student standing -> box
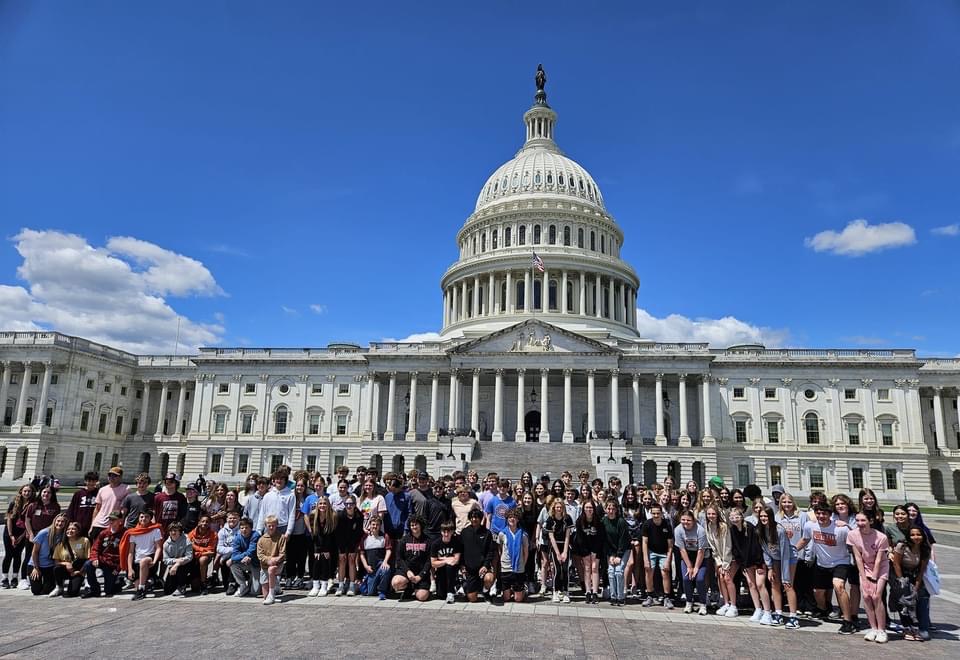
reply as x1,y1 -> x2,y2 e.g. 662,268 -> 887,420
3,484 -> 33,589
603,499 -> 630,607
65,472 -> 99,537
308,497 -> 338,597
640,503 -> 674,608
497,508 -> 529,603
334,496 -> 363,596
801,504 -> 854,634
544,498 -> 573,603
728,507 -> 768,623
576,499 -> 603,603
89,467 -> 128,540
120,473 -> 155,531
847,511 -> 890,642
756,506 -> 797,628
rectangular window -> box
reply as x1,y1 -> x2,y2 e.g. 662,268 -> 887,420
30,373 -> 39,385
86,378 -> 94,390
120,386 -> 127,396
877,388 -> 890,401
333,454 -> 345,470
737,464 -> 750,487
245,383 -> 256,394
809,466 -> 825,489
185,391 -> 190,400
851,467 -> 864,490
733,387 -> 745,399
167,390 -> 172,400
311,383 -> 322,395
98,413 -> 107,433
50,374 -> 59,385
885,468 -> 898,491
767,420 -> 779,443
336,413 -> 348,435
44,407 -> 53,427
162,419 -> 169,435
844,388 -> 856,400
337,383 -> 350,395
136,389 -> 142,399
210,453 -> 222,473
880,423 -> 893,446
214,412 -> 226,434
306,455 -> 318,473
80,410 -> 90,431
3,406 -> 11,426
237,453 -> 249,474
74,451 -> 84,471
735,420 -> 747,443
131,417 -> 139,435
241,412 -> 253,434
764,387 -> 776,400
104,383 -> 111,393
218,383 -> 229,394
270,454 -> 283,473
308,414 -> 321,435
115,416 -> 124,434
93,452 -> 102,472
769,465 -> 782,487
24,407 -> 33,426
9,373 -> 18,385
847,422 -> 860,445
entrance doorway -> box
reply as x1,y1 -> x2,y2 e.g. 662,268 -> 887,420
524,410 -> 541,443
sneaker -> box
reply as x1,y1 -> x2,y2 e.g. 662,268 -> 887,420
17,580 -> 30,591
378,592 -> 387,600
664,597 -> 674,610
771,613 -> 783,626
1,578 -> 9,589
864,629 -> 877,642
698,604 -> 708,616
785,617 -> 800,630
308,581 -> 321,597
131,589 -> 145,601
335,582 -> 346,597
446,592 -> 455,604
11,578 -> 19,589
717,604 -> 730,616
225,583 -> 237,596
683,603 -> 693,614
200,587 -> 209,596
874,630 -> 888,644
562,593 -> 571,604
318,582 -> 329,597
725,606 -> 738,618
552,592 -> 561,603
537,583 -> 547,597
838,621 -> 855,635
263,593 -> 275,605
760,612 -> 773,626
347,582 -> 356,597
918,630 -> 930,641
750,609 -> 764,623
642,596 -> 654,607
49,585 -> 62,598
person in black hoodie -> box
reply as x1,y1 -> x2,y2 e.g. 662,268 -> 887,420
391,516 -> 431,601
460,508 -> 495,602
728,506 -> 769,621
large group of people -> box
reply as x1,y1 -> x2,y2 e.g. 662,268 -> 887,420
1,464 -> 942,643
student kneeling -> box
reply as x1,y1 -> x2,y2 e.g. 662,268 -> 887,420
161,523 -> 193,596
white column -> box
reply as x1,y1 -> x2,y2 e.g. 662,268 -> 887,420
524,270 -> 531,312
384,372 -> 397,441
561,271 -> 568,314
447,370 -> 457,429
579,272 -> 586,316
428,372 -> 439,439
452,285 -> 460,323
608,278 -> 615,320
406,372 -> 418,441
631,373 -> 641,440
492,369 -> 504,441
156,380 -> 169,435
701,375 -> 714,443
539,368 -> 550,442
139,380 -> 151,436
0,361 -> 10,428
487,273 -> 494,316
654,373 -> 665,444
515,369 -> 526,442
472,276 -> 480,318
174,380 -> 187,437
678,373 -> 690,446
506,271 -> 513,313
364,373 -> 376,436
461,280 -> 468,320
610,369 -> 620,437
14,363 -> 32,426
587,369 -> 596,439
595,274 -> 602,318
37,362 -> 52,429
542,266 -> 549,311
470,369 -> 480,436
562,369 -> 573,443
933,387 -> 946,449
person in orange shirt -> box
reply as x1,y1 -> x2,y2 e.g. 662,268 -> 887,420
187,514 -> 217,595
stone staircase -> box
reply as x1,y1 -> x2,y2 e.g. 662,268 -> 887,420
467,441 -> 593,482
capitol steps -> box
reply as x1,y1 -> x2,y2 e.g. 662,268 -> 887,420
467,441 -> 592,482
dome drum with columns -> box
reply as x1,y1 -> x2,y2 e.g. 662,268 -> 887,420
0,68 -> 958,506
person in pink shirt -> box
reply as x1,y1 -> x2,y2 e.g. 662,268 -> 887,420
846,511 -> 890,643
89,467 -> 130,541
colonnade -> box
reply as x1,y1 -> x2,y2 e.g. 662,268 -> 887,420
0,360 -> 53,429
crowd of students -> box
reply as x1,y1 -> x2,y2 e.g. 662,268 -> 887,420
1,464 -> 941,643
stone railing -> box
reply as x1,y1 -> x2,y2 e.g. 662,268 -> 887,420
0,331 -> 139,364
438,428 -> 476,438
718,348 -> 916,361
198,346 -> 369,359
137,356 -> 196,367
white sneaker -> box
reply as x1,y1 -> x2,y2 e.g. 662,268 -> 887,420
716,604 -> 729,616
335,582 -> 345,597
874,630 -> 888,644
308,581 -> 321,597
537,584 -> 547,597
318,581 -> 329,597
235,585 -> 249,598
446,592 -> 455,604
698,604 -> 708,616
552,592 -> 561,603
750,609 -> 764,622
725,606 -> 738,618
263,592 -> 275,605
17,580 -> 30,591
864,629 -> 877,642
562,593 -> 571,604
346,582 -> 356,597
760,612 -> 773,626
48,586 -> 62,598
489,584 -> 497,597
683,603 -> 693,614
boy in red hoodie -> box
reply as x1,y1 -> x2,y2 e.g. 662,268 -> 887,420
83,511 -> 123,597
120,510 -> 163,601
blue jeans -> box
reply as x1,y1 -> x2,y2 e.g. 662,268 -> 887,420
83,560 -> 119,596
682,565 -> 708,604
363,566 -> 392,596
607,549 -> 631,600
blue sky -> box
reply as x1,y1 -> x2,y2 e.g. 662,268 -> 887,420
1,1 -> 958,355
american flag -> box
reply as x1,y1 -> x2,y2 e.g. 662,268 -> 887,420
532,251 -> 545,272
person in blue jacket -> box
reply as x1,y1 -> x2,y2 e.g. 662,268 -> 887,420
229,517 -> 261,597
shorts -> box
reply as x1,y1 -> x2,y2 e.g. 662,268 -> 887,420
498,571 -> 526,593
845,562 -> 860,586
260,561 -> 285,584
648,552 -> 669,570
813,564 -> 849,590
463,568 -> 486,594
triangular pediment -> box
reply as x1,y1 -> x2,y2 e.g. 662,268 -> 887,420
450,320 -> 620,355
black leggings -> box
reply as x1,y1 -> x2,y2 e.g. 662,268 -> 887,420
286,533 -> 310,580
20,541 -> 34,580
310,549 -> 339,581
550,548 -> 569,593
2,528 -> 26,576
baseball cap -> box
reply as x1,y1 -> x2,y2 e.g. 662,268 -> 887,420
107,511 -> 122,520
185,482 -> 199,491
163,472 -> 180,482
707,476 -> 725,489
417,470 -> 430,480
771,484 -> 786,495
108,466 -> 123,477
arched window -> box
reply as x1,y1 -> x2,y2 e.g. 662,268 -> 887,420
548,280 -> 557,311
546,171 -> 553,186
566,281 -> 574,312
563,226 -> 570,246
369,454 -> 383,473
590,231 -> 596,251
480,233 -> 486,252
518,226 -> 526,245
160,453 -> 170,477
139,452 -> 151,473
176,454 -> 186,476
392,455 -> 405,474
533,224 -> 541,244
492,229 -> 498,249
558,173 -> 565,187
471,237 -> 476,255
414,455 -> 427,472
601,235 -> 606,254
275,406 -> 289,434
548,225 -> 556,245
505,226 -> 512,247
577,228 -> 584,248
534,171 -> 541,185
500,282 -> 507,312
533,280 -> 542,311
515,281 -> 525,310
643,460 -> 657,487
804,413 -> 820,444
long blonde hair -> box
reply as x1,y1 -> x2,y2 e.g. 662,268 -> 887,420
310,496 -> 337,535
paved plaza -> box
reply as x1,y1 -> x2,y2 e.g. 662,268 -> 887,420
1,546 -> 958,659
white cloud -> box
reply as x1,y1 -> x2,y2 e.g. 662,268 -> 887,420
804,218 -> 916,256
932,223 -> 959,237
635,308 -> 788,348
383,331 -> 443,343
280,305 -> 299,316
309,304 -> 327,315
0,229 -> 224,354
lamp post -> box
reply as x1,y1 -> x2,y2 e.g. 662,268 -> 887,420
607,439 -> 616,463
448,435 -> 455,459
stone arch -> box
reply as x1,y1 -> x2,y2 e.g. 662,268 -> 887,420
369,454 -> 383,473
643,459 -> 657,487
692,461 -> 705,488
176,453 -> 186,476
391,455 -> 405,475
139,452 -> 151,473
667,460 -> 681,484
160,453 -> 170,477
930,469 -> 945,503
14,447 -> 28,480
41,447 -> 54,473
0,445 -> 6,475
414,455 -> 427,473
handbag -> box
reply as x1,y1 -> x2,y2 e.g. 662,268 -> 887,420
923,558 -> 941,595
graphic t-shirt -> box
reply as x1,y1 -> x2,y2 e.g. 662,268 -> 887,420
430,536 -> 463,563
153,491 -> 187,531
802,521 -> 850,568
641,517 -> 674,554
543,514 -> 574,549
484,494 -> 516,535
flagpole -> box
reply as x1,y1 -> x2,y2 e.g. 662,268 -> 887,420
173,316 -> 181,357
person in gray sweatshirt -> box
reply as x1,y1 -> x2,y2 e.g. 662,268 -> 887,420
162,522 -> 194,597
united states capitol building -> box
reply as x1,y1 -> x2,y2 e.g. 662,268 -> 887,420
1,71 -> 958,505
